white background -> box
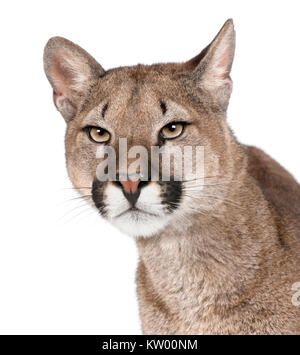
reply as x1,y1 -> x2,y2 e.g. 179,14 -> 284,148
0,0 -> 299,334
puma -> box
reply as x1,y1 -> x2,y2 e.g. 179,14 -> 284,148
44,19 -> 300,334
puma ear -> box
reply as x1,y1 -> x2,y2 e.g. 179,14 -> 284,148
185,19 -> 235,109
43,37 -> 105,121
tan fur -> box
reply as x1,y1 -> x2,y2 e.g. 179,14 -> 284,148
44,19 -> 300,334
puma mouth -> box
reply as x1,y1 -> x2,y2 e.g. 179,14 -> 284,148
114,207 -> 159,219
91,179 -> 175,237
112,206 -> 171,238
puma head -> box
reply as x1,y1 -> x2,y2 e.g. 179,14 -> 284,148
44,19 -> 239,238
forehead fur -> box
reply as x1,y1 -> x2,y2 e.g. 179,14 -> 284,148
76,63 -> 210,119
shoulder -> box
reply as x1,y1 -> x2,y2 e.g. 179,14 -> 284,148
245,145 -> 300,241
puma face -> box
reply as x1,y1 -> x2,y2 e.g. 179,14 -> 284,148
44,19 -> 237,237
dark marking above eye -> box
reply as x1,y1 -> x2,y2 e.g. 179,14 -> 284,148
160,101 -> 167,115
101,103 -> 109,118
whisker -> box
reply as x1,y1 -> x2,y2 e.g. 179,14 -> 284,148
183,185 -> 230,192
183,181 -> 231,188
57,195 -> 93,207
61,205 -> 96,225
181,175 -> 225,183
183,193 -> 244,209
58,201 -> 92,222
67,194 -> 93,202
60,187 -> 92,190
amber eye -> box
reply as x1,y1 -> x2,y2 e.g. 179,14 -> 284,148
160,122 -> 185,140
86,126 -> 110,143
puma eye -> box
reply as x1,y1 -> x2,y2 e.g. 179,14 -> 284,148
160,122 -> 185,140
86,126 -> 111,143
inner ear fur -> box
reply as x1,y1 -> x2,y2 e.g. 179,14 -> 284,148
181,19 -> 235,109
43,37 -> 105,121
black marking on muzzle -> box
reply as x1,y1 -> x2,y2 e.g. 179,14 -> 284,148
159,180 -> 182,212
92,179 -> 107,216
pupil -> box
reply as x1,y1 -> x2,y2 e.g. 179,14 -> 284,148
169,124 -> 176,132
97,129 -> 103,135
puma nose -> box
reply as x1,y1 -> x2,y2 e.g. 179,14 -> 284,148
117,178 -> 141,206
120,179 -> 140,194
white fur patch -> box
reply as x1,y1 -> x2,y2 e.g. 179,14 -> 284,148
63,55 -> 91,91
104,183 -> 171,238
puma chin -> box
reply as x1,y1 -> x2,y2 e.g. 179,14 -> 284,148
91,179 -> 181,237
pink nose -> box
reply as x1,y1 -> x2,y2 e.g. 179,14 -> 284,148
119,179 -> 140,194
